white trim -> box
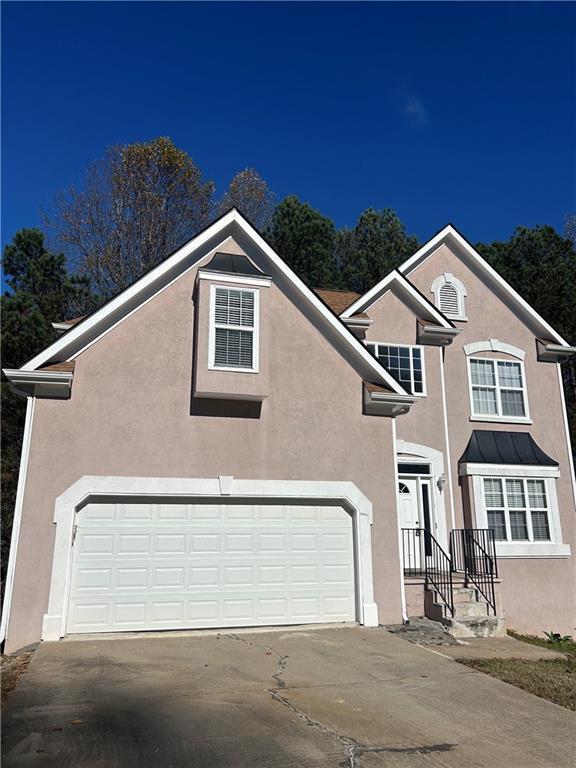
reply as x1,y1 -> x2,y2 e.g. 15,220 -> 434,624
397,225 -> 569,346
460,463 -> 560,478
466,356 -> 531,422
207,284 -> 260,373
20,210 -> 407,396
431,273 -> 467,321
396,440 -> 449,550
463,339 -> 525,361
0,397 -> 35,644
471,474 -> 568,558
392,421 -> 408,623
366,342 -> 427,397
438,347 -> 456,530
197,270 -> 271,288
341,270 -> 453,328
558,363 -> 576,511
41,476 -> 379,641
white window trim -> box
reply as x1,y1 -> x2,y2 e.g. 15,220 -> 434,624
208,284 -> 260,374
366,342 -> 427,397
431,273 -> 467,321
467,356 -> 531,424
464,339 -> 525,360
470,473 -> 570,558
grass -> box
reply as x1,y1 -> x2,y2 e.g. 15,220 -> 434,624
458,630 -> 576,711
1,651 -> 33,702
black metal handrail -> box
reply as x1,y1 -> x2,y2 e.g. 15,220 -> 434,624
401,528 -> 454,617
450,528 -> 497,615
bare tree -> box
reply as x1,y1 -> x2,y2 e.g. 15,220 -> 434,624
46,137 -> 215,298
218,168 -> 275,231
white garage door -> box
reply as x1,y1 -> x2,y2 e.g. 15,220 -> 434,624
66,499 -> 356,634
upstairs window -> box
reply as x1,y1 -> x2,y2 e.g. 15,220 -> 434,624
431,274 -> 467,320
210,286 -> 258,371
468,357 -> 528,420
367,343 -> 426,396
483,477 -> 551,542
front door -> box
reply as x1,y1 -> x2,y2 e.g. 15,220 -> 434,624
398,476 -> 434,571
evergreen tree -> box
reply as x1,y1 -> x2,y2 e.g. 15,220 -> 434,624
266,196 -> 338,288
338,208 -> 419,293
1,229 -> 97,595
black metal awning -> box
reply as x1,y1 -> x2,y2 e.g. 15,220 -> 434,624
459,430 -> 558,466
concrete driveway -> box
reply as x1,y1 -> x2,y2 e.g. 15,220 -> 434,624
2,626 -> 574,767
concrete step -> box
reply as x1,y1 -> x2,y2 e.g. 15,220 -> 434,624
453,601 -> 488,618
441,615 -> 507,639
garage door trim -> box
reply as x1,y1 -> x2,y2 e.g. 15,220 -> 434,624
42,476 -> 378,640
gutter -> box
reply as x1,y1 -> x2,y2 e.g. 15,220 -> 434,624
3,368 -> 73,399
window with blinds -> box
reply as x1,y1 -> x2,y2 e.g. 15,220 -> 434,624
482,477 -> 551,542
469,358 -> 527,419
211,287 -> 257,370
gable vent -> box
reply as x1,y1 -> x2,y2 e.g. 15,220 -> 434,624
438,283 -> 460,316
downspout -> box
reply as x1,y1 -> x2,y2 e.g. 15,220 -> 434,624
439,347 -> 456,530
392,418 -> 409,624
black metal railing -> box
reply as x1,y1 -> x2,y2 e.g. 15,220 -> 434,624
401,528 -> 454,617
450,528 -> 497,615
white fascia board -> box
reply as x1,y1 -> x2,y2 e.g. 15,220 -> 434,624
342,271 -> 453,329
22,210 -> 241,371
19,209 -> 407,395
229,216 -> 408,394
398,225 -> 570,347
459,463 -> 560,478
197,270 -> 271,287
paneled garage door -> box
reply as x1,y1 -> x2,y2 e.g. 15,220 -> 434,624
66,499 -> 356,634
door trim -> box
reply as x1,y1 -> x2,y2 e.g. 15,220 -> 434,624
42,476 -> 378,640
396,440 -> 449,550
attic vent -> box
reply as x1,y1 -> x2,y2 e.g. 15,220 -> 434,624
431,273 -> 467,320
439,283 -> 460,316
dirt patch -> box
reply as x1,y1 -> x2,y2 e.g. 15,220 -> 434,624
1,650 -> 34,702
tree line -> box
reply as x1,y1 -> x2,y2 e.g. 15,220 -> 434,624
2,136 -> 575,593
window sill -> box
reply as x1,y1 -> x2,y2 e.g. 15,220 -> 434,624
208,365 -> 259,374
469,416 -> 533,425
495,542 -> 571,559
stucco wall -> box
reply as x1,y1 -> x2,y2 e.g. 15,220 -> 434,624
407,243 -> 576,636
5,243 -> 403,652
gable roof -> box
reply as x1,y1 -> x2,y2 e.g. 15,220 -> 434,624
397,224 -> 570,346
18,208 -> 410,397
341,269 -> 455,329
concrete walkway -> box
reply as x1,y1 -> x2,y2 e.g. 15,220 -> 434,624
436,634 -> 568,661
2,626 -> 574,767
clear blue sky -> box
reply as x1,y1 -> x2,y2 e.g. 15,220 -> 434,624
2,1 -> 575,251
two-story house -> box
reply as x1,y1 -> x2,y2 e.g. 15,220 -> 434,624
2,209 -> 574,652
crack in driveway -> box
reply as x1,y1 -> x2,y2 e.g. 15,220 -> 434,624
267,650 -> 456,767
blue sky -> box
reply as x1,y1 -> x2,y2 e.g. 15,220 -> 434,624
2,1 -> 575,252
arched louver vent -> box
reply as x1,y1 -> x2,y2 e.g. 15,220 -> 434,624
438,282 -> 460,316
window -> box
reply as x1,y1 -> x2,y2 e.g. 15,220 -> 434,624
469,358 -> 528,420
431,274 -> 467,320
210,286 -> 258,370
483,477 -> 551,542
367,343 -> 426,395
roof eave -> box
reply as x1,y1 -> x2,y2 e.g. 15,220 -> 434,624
363,387 -> 417,418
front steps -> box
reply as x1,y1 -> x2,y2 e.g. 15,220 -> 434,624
424,584 -> 506,638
